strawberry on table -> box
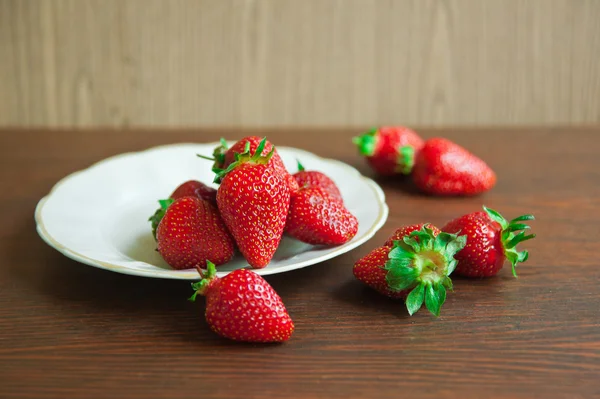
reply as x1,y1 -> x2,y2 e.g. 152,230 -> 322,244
215,138 -> 291,269
293,160 -> 343,202
412,137 -> 496,196
156,197 -> 235,270
353,126 -> 424,176
442,206 -> 536,278
353,224 -> 466,316
285,187 -> 358,246
189,262 -> 294,343
148,180 -> 218,239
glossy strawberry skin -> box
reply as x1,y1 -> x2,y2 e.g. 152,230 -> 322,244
358,127 -> 424,176
442,211 -> 504,277
217,163 -> 291,269
170,180 -> 217,205
412,137 -> 496,196
293,170 -> 343,202
285,187 -> 358,246
353,246 -> 407,299
203,269 -> 294,343
384,223 -> 441,248
156,197 -> 235,270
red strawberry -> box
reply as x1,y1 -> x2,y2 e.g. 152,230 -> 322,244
189,262 -> 294,343
201,136 -> 290,183
156,197 -> 235,270
353,224 -> 466,316
384,223 -> 441,248
216,138 -> 291,268
285,187 -> 358,245
170,180 -> 217,204
353,126 -> 424,176
441,206 -> 535,277
293,161 -> 343,202
148,180 -> 218,239
412,137 -> 496,196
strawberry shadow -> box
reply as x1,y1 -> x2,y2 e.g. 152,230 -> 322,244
331,279 -> 411,319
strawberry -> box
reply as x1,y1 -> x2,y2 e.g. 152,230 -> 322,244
353,224 -> 466,316
384,223 -> 441,248
189,262 -> 294,343
353,126 -> 424,176
293,161 -> 343,202
148,180 -> 218,239
285,187 -> 358,245
216,138 -> 291,268
155,197 -> 235,270
170,180 -> 217,205
441,206 -> 535,278
412,137 -> 496,196
200,136 -> 290,184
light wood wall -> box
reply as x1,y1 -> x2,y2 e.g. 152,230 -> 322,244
1,0 -> 599,128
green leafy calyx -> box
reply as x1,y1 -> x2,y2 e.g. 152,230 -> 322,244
483,206 -> 536,278
296,159 -> 305,172
212,137 -> 274,183
188,261 -> 218,302
396,145 -> 416,175
148,198 -> 175,239
384,225 -> 466,317
352,128 -> 378,156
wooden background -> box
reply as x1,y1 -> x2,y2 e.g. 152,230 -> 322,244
1,0 -> 600,128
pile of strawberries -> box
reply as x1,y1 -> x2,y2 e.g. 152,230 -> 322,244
353,126 -> 496,195
352,126 -> 535,316
148,136 -> 358,343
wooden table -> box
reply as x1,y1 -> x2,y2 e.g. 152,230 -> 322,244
1,128 -> 599,399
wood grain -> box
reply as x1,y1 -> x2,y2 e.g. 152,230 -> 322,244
0,127 -> 599,399
1,1 -> 600,127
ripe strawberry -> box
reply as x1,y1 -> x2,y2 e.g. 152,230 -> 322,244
353,224 -> 466,316
200,136 -> 290,184
384,223 -> 441,248
412,137 -> 496,196
353,126 -> 424,176
148,180 -> 218,239
170,180 -> 217,205
189,262 -> 294,343
156,197 -> 235,270
293,161 -> 343,202
441,206 -> 535,278
216,138 -> 291,268
285,187 -> 358,245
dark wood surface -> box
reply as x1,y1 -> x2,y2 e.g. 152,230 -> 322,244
1,127 -> 599,399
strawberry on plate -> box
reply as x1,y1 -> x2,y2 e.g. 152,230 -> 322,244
442,206 -> 536,278
412,137 -> 496,196
199,136 -> 293,188
353,224 -> 466,316
285,187 -> 358,246
353,126 -> 424,176
148,180 -> 218,239
293,161 -> 343,202
156,197 -> 235,270
215,138 -> 291,269
189,262 -> 294,343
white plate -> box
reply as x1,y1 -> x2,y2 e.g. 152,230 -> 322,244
35,142 -> 389,280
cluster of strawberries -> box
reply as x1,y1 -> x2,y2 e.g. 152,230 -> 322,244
353,206 -> 535,316
353,126 -> 496,195
352,126 -> 535,316
149,136 -> 357,343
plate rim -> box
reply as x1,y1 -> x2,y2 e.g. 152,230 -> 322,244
34,142 -> 389,280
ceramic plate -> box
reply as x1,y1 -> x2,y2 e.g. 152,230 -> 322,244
35,142 -> 388,280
